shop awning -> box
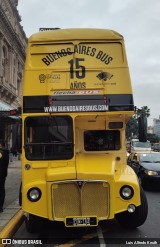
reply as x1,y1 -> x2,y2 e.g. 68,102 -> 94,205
0,100 -> 14,111
0,100 -> 20,122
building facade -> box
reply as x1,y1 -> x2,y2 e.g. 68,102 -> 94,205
153,117 -> 160,137
0,0 -> 27,149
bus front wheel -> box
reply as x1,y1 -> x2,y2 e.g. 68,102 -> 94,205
25,213 -> 43,233
115,186 -> 148,228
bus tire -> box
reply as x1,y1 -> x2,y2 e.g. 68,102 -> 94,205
115,186 -> 148,228
25,214 -> 43,233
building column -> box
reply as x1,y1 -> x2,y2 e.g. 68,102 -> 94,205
14,54 -> 18,89
0,33 -> 4,77
8,47 -> 14,85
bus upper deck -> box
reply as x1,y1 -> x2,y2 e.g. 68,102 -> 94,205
23,28 -> 134,117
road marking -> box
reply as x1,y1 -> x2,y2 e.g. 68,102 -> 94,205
54,225 -> 108,246
56,231 -> 99,246
97,226 -> 106,246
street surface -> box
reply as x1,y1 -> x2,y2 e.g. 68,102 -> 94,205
10,187 -> 160,247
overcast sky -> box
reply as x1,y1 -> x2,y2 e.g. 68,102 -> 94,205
17,0 -> 160,126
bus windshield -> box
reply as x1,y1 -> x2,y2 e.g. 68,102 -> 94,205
24,116 -> 73,160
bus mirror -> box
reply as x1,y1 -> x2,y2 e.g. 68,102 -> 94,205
138,115 -> 147,142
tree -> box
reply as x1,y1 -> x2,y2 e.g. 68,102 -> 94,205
147,133 -> 160,144
135,106 -> 150,118
126,106 -> 150,140
126,117 -> 138,140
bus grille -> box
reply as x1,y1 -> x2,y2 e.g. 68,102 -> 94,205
52,181 -> 109,219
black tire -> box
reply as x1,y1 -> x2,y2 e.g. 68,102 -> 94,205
25,213 -> 44,233
115,186 -> 148,228
138,175 -> 148,190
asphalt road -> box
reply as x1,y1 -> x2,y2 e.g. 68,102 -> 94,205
11,186 -> 160,247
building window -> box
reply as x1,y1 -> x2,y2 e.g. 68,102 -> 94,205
2,46 -> 8,81
17,79 -> 21,96
13,58 -> 16,85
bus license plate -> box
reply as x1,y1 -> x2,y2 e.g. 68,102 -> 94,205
66,217 -> 97,227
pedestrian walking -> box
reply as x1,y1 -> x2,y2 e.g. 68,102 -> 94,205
0,140 -> 9,212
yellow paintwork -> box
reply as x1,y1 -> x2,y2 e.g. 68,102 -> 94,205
28,28 -> 123,42
21,28 -> 140,225
76,153 -> 116,180
23,28 -> 131,98
23,68 -> 132,96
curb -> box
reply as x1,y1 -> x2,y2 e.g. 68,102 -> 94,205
0,209 -> 25,247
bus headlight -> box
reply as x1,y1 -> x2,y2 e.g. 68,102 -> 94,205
128,204 -> 136,213
27,187 -> 41,202
120,185 -> 134,200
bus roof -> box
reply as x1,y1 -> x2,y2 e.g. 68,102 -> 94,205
29,28 -> 123,43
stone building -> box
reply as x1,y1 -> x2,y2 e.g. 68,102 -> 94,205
0,0 -> 27,149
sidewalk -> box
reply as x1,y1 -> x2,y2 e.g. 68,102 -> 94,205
0,158 -> 23,234
0,199 -> 22,231
4,157 -> 21,209
8,156 -> 22,168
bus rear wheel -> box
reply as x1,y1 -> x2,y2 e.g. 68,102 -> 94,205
25,213 -> 43,233
115,187 -> 148,228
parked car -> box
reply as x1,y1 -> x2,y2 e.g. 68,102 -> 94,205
127,152 -> 160,188
152,143 -> 160,152
130,139 -> 151,153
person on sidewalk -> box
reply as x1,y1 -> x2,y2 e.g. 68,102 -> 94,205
0,140 -> 9,213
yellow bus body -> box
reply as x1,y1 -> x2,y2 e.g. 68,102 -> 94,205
22,28 -> 142,228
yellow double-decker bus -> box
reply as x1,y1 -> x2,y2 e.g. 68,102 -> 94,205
21,28 -> 148,232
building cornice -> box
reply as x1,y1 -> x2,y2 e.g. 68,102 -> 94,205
0,9 -> 27,59
9,0 -> 21,22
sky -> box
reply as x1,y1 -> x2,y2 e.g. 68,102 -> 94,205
17,0 -> 160,126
